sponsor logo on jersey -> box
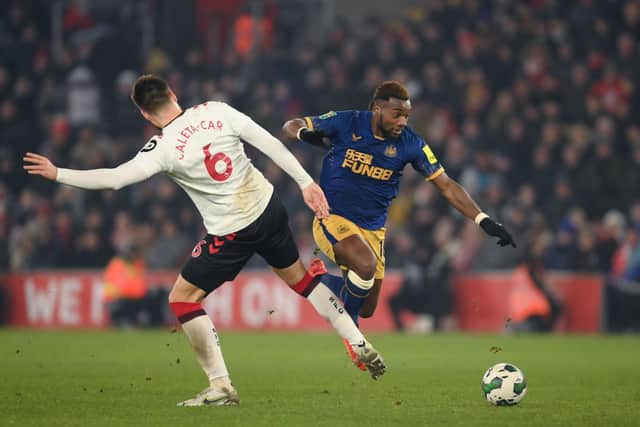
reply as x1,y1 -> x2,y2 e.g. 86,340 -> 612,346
341,149 -> 393,181
140,139 -> 157,152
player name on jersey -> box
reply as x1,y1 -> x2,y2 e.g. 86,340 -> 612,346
341,148 -> 393,181
175,120 -> 224,160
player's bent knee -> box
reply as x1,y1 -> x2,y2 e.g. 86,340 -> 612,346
168,275 -> 206,303
352,259 -> 377,281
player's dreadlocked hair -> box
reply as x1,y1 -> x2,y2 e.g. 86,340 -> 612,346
369,81 -> 410,109
131,75 -> 171,113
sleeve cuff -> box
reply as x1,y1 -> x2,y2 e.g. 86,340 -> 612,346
474,212 -> 489,225
298,175 -> 315,189
296,127 -> 308,141
425,167 -> 445,181
55,168 -> 69,184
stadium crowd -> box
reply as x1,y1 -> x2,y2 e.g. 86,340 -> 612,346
2,0 -> 640,306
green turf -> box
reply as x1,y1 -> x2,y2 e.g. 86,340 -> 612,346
1,330 -> 639,426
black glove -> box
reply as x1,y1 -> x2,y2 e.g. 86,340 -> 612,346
298,128 -> 329,149
479,217 -> 517,248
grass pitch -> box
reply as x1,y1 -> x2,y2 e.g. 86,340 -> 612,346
1,330 -> 639,426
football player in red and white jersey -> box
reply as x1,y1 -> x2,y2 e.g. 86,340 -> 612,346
24,75 -> 386,406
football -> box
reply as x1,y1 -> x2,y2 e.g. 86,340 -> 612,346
481,363 -> 527,406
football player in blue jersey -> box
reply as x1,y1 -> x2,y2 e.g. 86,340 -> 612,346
283,81 -> 515,369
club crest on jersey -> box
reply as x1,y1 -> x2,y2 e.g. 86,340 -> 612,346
384,145 -> 397,158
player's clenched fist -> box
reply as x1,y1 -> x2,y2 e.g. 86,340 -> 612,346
23,152 -> 58,181
301,182 -> 330,219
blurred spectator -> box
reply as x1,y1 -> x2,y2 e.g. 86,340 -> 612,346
232,6 -> 274,58
388,222 -> 454,333
607,227 -> 640,332
589,63 -> 632,116
39,116 -> 71,165
67,66 -> 100,127
0,182 -> 8,270
572,228 -> 601,271
544,175 -> 576,229
74,229 -> 113,268
103,229 -> 149,327
595,210 -> 626,272
545,208 -> 589,270
145,219 -> 189,270
112,70 -> 141,138
508,234 -> 562,333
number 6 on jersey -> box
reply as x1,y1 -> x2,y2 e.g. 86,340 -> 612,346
203,143 -> 232,181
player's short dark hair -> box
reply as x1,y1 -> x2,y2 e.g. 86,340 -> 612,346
369,81 -> 410,109
131,75 -> 171,113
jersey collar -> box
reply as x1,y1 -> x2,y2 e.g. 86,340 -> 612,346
162,110 -> 185,129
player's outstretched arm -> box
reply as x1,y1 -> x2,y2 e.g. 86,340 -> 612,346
282,118 -> 329,149
431,172 -> 516,248
23,152 -> 156,191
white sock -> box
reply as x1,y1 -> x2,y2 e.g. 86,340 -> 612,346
181,315 -> 230,386
307,283 -> 366,345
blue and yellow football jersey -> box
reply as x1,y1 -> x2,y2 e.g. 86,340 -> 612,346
304,110 -> 444,230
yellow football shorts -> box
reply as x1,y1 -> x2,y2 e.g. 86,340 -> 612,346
312,214 -> 386,279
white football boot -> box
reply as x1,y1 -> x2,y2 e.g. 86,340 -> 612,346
176,385 -> 239,407
352,340 -> 387,380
